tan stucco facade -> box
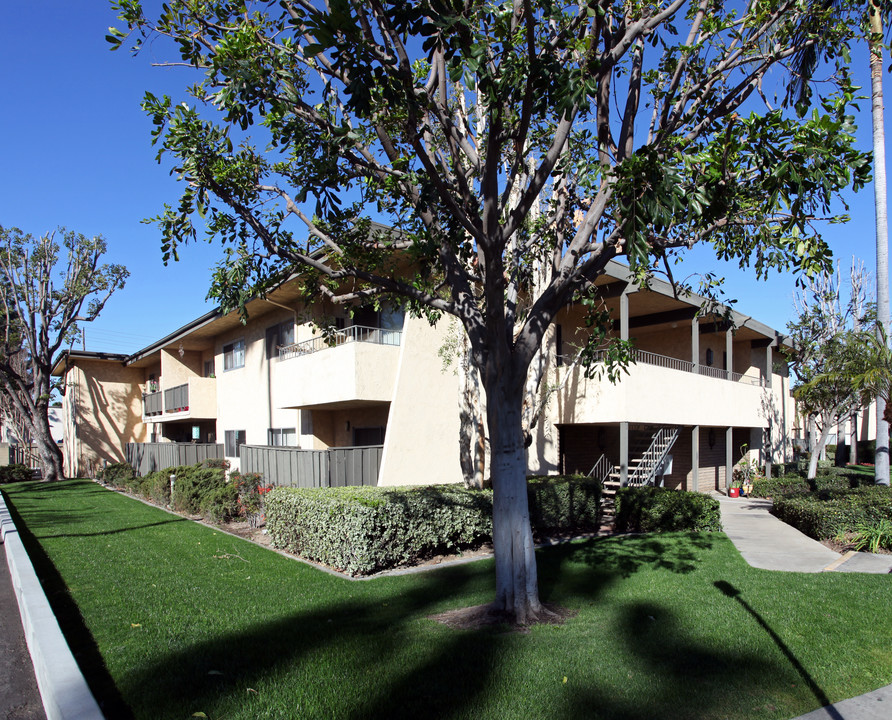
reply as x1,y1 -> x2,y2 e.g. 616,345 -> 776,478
55,260 -> 798,489
57,357 -> 148,478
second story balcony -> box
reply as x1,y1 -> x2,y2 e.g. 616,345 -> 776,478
142,376 -> 217,422
555,348 -> 771,428
274,325 -> 401,409
278,324 -> 402,360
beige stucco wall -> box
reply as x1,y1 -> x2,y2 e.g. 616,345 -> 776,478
215,309 -> 300,467
161,348 -> 203,386
62,359 -> 147,478
377,315 -> 462,486
274,341 -> 399,408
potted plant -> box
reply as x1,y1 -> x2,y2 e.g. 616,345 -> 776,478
729,478 -> 742,498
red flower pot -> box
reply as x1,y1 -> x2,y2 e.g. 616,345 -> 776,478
729,487 -> 740,498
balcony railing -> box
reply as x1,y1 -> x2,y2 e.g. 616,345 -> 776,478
164,383 -> 189,413
279,325 -> 402,360
143,390 -> 163,416
565,348 -> 766,387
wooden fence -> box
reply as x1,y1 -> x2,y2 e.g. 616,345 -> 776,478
240,444 -> 382,488
126,442 -> 225,476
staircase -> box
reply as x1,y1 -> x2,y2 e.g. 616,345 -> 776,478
591,426 -> 680,499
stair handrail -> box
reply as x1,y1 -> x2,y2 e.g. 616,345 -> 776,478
587,453 -> 613,486
626,427 -> 680,487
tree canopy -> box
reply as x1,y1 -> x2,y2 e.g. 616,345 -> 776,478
0,226 -> 128,481
113,0 -> 871,623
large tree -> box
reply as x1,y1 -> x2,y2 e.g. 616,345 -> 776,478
0,227 -> 128,482
785,261 -> 876,478
787,0 -> 891,484
112,0 -> 870,623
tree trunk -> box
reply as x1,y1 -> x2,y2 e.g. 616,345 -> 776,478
458,334 -> 486,488
869,2 -> 891,485
485,371 -> 543,625
808,423 -> 833,481
30,406 -> 63,481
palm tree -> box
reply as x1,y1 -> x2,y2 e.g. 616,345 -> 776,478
868,0 -> 890,485
788,1 -> 890,484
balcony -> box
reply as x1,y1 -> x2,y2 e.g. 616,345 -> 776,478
555,349 -> 770,427
275,326 -> 400,409
570,348 -> 765,387
141,377 -> 217,422
278,324 -> 402,360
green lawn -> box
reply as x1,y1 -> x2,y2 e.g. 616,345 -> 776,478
3,479 -> 891,720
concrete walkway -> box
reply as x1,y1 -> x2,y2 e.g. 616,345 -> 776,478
715,492 -> 892,720
713,493 -> 892,574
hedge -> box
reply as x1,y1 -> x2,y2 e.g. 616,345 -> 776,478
614,487 -> 722,533
526,475 -> 602,533
266,476 -> 604,576
0,464 -> 34,483
265,484 -> 493,575
771,486 -> 892,540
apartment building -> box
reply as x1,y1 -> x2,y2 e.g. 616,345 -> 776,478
52,259 -> 796,490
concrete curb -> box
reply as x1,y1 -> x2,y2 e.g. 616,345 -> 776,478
0,490 -> 104,720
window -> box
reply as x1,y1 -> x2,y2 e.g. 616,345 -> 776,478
353,426 -> 385,446
204,360 -> 215,377
267,427 -> 297,446
705,348 -> 714,367
555,324 -> 563,367
223,339 -> 245,370
224,429 -> 246,457
266,322 -> 295,359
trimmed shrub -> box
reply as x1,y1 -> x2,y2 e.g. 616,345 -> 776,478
614,487 -> 722,533
750,475 -> 809,498
266,484 -> 493,576
99,462 -> 135,487
170,465 -> 226,515
200,483 -> 240,523
527,475 -> 602,533
771,486 -> 892,540
0,464 -> 34,483
141,471 -> 173,505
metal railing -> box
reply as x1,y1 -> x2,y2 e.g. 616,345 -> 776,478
697,365 -> 727,380
164,383 -> 189,413
730,370 -> 766,387
143,391 -> 162,416
627,426 -> 680,487
278,325 -> 402,360
571,348 -> 766,387
588,453 -> 613,486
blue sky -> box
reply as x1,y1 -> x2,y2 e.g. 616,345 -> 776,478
0,2 -> 888,354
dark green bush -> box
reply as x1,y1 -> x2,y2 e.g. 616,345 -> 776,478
771,486 -> 892,540
527,475 -> 602,533
99,462 -> 135,487
170,466 -> 226,515
750,475 -> 809,498
0,464 -> 34,483
141,471 -> 173,505
203,457 -> 230,470
266,484 -> 494,575
614,487 -> 722,533
200,483 -> 240,523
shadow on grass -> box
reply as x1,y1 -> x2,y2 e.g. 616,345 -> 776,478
714,580 -> 842,720
4,481 -> 829,720
538,532 -> 718,600
117,566 -> 501,719
3,496 -> 134,719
